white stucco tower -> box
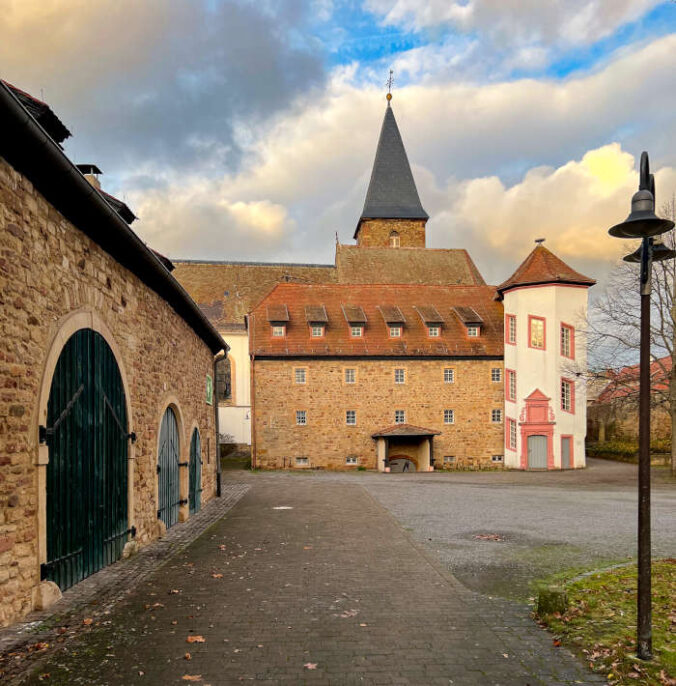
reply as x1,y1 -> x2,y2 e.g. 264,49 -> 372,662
497,244 -> 595,470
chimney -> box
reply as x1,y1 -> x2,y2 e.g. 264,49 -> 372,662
76,164 -> 102,190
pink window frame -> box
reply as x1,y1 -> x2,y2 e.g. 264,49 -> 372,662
505,314 -> 517,345
506,418 -> 517,451
528,315 -> 546,350
561,377 -> 575,414
505,369 -> 517,402
560,322 -> 575,359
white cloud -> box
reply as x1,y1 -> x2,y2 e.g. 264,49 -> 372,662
366,0 -> 661,46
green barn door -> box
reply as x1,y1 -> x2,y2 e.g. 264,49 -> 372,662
158,407 -> 180,528
44,329 -> 128,591
189,429 -> 202,515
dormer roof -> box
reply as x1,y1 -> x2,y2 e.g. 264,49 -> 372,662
496,245 -> 595,300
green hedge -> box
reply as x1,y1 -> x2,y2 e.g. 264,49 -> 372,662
587,438 -> 671,458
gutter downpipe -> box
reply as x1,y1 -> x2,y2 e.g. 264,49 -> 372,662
213,350 -> 226,497
248,314 -> 256,469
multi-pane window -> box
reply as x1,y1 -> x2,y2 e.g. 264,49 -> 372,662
294,368 -> 306,384
506,314 -> 516,344
443,455 -> 455,464
507,418 -> 517,450
346,410 -> 356,425
344,368 -> 356,384
350,325 -> 364,337
295,457 -> 309,466
395,410 -> 406,424
428,325 -> 440,337
492,455 -> 504,463
561,324 -> 574,358
444,368 -> 455,384
491,368 -> 502,382
444,409 -> 455,424
506,369 -> 516,401
296,410 -> 307,425
272,325 -> 285,337
394,368 -> 405,384
529,316 -> 545,349
491,409 -> 503,423
310,325 -> 324,337
561,379 -> 574,413
467,325 -> 480,337
346,456 -> 358,465
389,325 -> 402,337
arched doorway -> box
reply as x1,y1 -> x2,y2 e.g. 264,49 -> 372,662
189,428 -> 202,514
44,329 -> 128,590
158,407 -> 181,528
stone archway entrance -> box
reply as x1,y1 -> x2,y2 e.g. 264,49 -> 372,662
372,424 -> 441,473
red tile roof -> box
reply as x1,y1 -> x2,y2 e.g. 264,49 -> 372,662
595,355 -> 671,403
250,283 -> 504,357
496,245 -> 595,300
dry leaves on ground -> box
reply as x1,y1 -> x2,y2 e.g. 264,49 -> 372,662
304,663 -> 317,670
186,636 -> 206,644
182,676 -> 202,682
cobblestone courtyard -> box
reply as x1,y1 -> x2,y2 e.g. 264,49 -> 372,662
4,460 -> 675,685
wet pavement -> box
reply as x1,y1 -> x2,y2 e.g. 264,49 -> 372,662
14,473 -> 607,685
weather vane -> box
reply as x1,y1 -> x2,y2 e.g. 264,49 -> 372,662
386,69 -> 394,102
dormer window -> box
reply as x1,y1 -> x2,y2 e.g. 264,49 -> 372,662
453,306 -> 483,338
416,305 -> 444,338
389,325 -> 402,338
342,304 -> 367,338
266,304 -> 289,339
428,326 -> 440,337
467,325 -> 480,337
389,231 -> 400,248
350,325 -> 364,338
310,325 -> 324,337
305,305 -> 328,339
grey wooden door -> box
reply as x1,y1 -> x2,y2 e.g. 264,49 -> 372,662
527,435 -> 548,469
561,437 -> 572,469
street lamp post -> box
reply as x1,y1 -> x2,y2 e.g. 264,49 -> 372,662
608,151 -> 675,660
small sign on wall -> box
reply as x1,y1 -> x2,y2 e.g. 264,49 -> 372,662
206,374 -> 213,405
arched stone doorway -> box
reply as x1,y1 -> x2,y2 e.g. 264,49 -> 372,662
43,328 -> 129,590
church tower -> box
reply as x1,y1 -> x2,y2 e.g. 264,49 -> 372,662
354,97 -> 428,248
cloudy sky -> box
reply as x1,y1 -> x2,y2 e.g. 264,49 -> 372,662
2,0 -> 675,286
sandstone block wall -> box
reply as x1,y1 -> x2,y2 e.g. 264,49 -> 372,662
0,157 -> 219,627
355,219 -> 426,248
253,358 -> 505,470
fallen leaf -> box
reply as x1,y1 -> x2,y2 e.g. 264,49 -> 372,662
184,653 -> 192,660
211,574 -> 223,579
83,618 -> 93,626
304,663 -> 317,670
182,676 -> 202,682
303,546 -> 313,550
169,589 -> 181,595
553,640 -> 561,647
359,623 -> 367,627
187,636 -> 206,644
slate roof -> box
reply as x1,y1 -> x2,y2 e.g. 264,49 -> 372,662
496,245 -> 595,300
250,283 -> 504,357
2,81 -> 71,145
372,423 -> 441,438
356,104 -> 428,237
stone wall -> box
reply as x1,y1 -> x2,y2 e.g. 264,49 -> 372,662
0,157 -> 219,627
252,358 -> 505,470
355,219 -> 427,248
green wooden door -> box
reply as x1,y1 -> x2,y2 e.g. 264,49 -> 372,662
189,429 -> 202,515
44,329 -> 128,590
158,407 -> 180,528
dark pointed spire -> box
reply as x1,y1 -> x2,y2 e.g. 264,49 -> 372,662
355,102 -> 428,237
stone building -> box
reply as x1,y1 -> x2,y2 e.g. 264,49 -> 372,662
0,82 -> 227,626
175,96 -> 595,472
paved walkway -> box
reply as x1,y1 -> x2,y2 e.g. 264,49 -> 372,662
15,476 -> 600,685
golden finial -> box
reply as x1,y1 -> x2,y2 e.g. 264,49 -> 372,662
386,69 -> 394,103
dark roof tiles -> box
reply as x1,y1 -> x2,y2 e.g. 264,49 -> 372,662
305,305 -> 328,323
342,304 -> 367,323
266,304 -> 289,322
453,306 -> 483,324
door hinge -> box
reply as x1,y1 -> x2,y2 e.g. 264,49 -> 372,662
179,498 -> 188,505
178,461 -> 189,467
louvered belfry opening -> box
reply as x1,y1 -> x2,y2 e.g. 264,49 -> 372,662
44,328 -> 129,591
